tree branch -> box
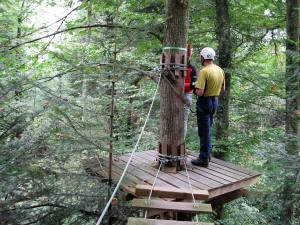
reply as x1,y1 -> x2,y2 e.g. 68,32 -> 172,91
3,24 -> 162,52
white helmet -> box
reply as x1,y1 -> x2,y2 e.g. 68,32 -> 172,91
200,47 -> 215,60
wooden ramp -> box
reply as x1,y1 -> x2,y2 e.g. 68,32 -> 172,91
84,149 -> 260,199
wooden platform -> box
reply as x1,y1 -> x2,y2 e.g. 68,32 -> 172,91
84,150 -> 260,199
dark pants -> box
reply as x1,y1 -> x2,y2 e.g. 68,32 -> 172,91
196,96 -> 218,160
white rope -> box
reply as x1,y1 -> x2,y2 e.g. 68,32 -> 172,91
95,74 -> 161,225
144,161 -> 163,218
183,159 -> 199,223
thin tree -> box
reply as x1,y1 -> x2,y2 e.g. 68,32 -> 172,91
282,0 -> 299,223
214,0 -> 232,159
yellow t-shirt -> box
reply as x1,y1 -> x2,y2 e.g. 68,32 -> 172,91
195,64 -> 224,96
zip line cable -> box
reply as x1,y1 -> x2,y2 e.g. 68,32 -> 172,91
95,74 -> 161,225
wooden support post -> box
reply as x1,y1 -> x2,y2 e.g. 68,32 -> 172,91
211,203 -> 224,220
208,188 -> 247,219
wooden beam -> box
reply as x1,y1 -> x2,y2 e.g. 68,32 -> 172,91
127,218 -> 214,225
208,189 -> 247,219
135,185 -> 209,201
208,176 -> 258,199
131,199 -> 212,213
209,188 -> 246,205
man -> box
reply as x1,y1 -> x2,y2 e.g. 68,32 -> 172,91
184,44 -> 197,139
191,47 -> 225,167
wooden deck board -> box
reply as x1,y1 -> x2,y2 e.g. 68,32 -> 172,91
84,149 -> 260,200
135,185 -> 209,200
119,155 -> 193,188
128,218 -> 214,225
111,157 -> 173,187
127,154 -> 214,189
131,199 -> 212,213
141,151 -> 236,186
142,150 -> 244,183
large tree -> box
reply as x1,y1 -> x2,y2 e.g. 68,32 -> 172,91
159,0 -> 189,169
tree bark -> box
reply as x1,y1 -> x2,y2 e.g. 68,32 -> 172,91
214,0 -> 232,159
285,0 -> 300,154
283,0 -> 299,223
160,0 -> 189,153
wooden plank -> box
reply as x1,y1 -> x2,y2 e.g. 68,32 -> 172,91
139,150 -> 257,184
84,158 -> 138,185
129,153 -> 212,189
135,185 -> 209,201
139,150 -> 227,188
187,155 -> 246,180
120,155 -> 193,189
112,156 -> 173,187
209,161 -> 250,178
211,157 -> 260,176
131,199 -> 212,214
83,158 -> 138,195
188,151 -> 259,176
209,189 -> 246,205
183,161 -> 236,184
127,218 -> 214,225
209,176 -> 258,199
128,153 -> 208,188
178,168 -> 230,186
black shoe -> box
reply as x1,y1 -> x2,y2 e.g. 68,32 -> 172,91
191,158 -> 209,167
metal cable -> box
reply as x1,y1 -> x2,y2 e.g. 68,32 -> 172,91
183,159 -> 199,223
95,74 -> 161,225
144,161 -> 163,219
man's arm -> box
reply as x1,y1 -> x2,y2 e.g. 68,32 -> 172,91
195,69 -> 206,96
222,79 -> 225,92
195,88 -> 204,96
221,72 -> 226,92
190,65 -> 198,90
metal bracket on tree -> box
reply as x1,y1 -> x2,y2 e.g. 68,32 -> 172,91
160,46 -> 188,79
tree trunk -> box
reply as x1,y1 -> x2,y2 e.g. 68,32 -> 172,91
283,0 -> 299,223
285,0 -> 300,154
214,0 -> 232,159
159,0 -> 189,169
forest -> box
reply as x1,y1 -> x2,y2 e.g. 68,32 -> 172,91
0,0 -> 299,225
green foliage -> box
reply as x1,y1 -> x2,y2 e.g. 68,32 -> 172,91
0,0 -> 299,224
